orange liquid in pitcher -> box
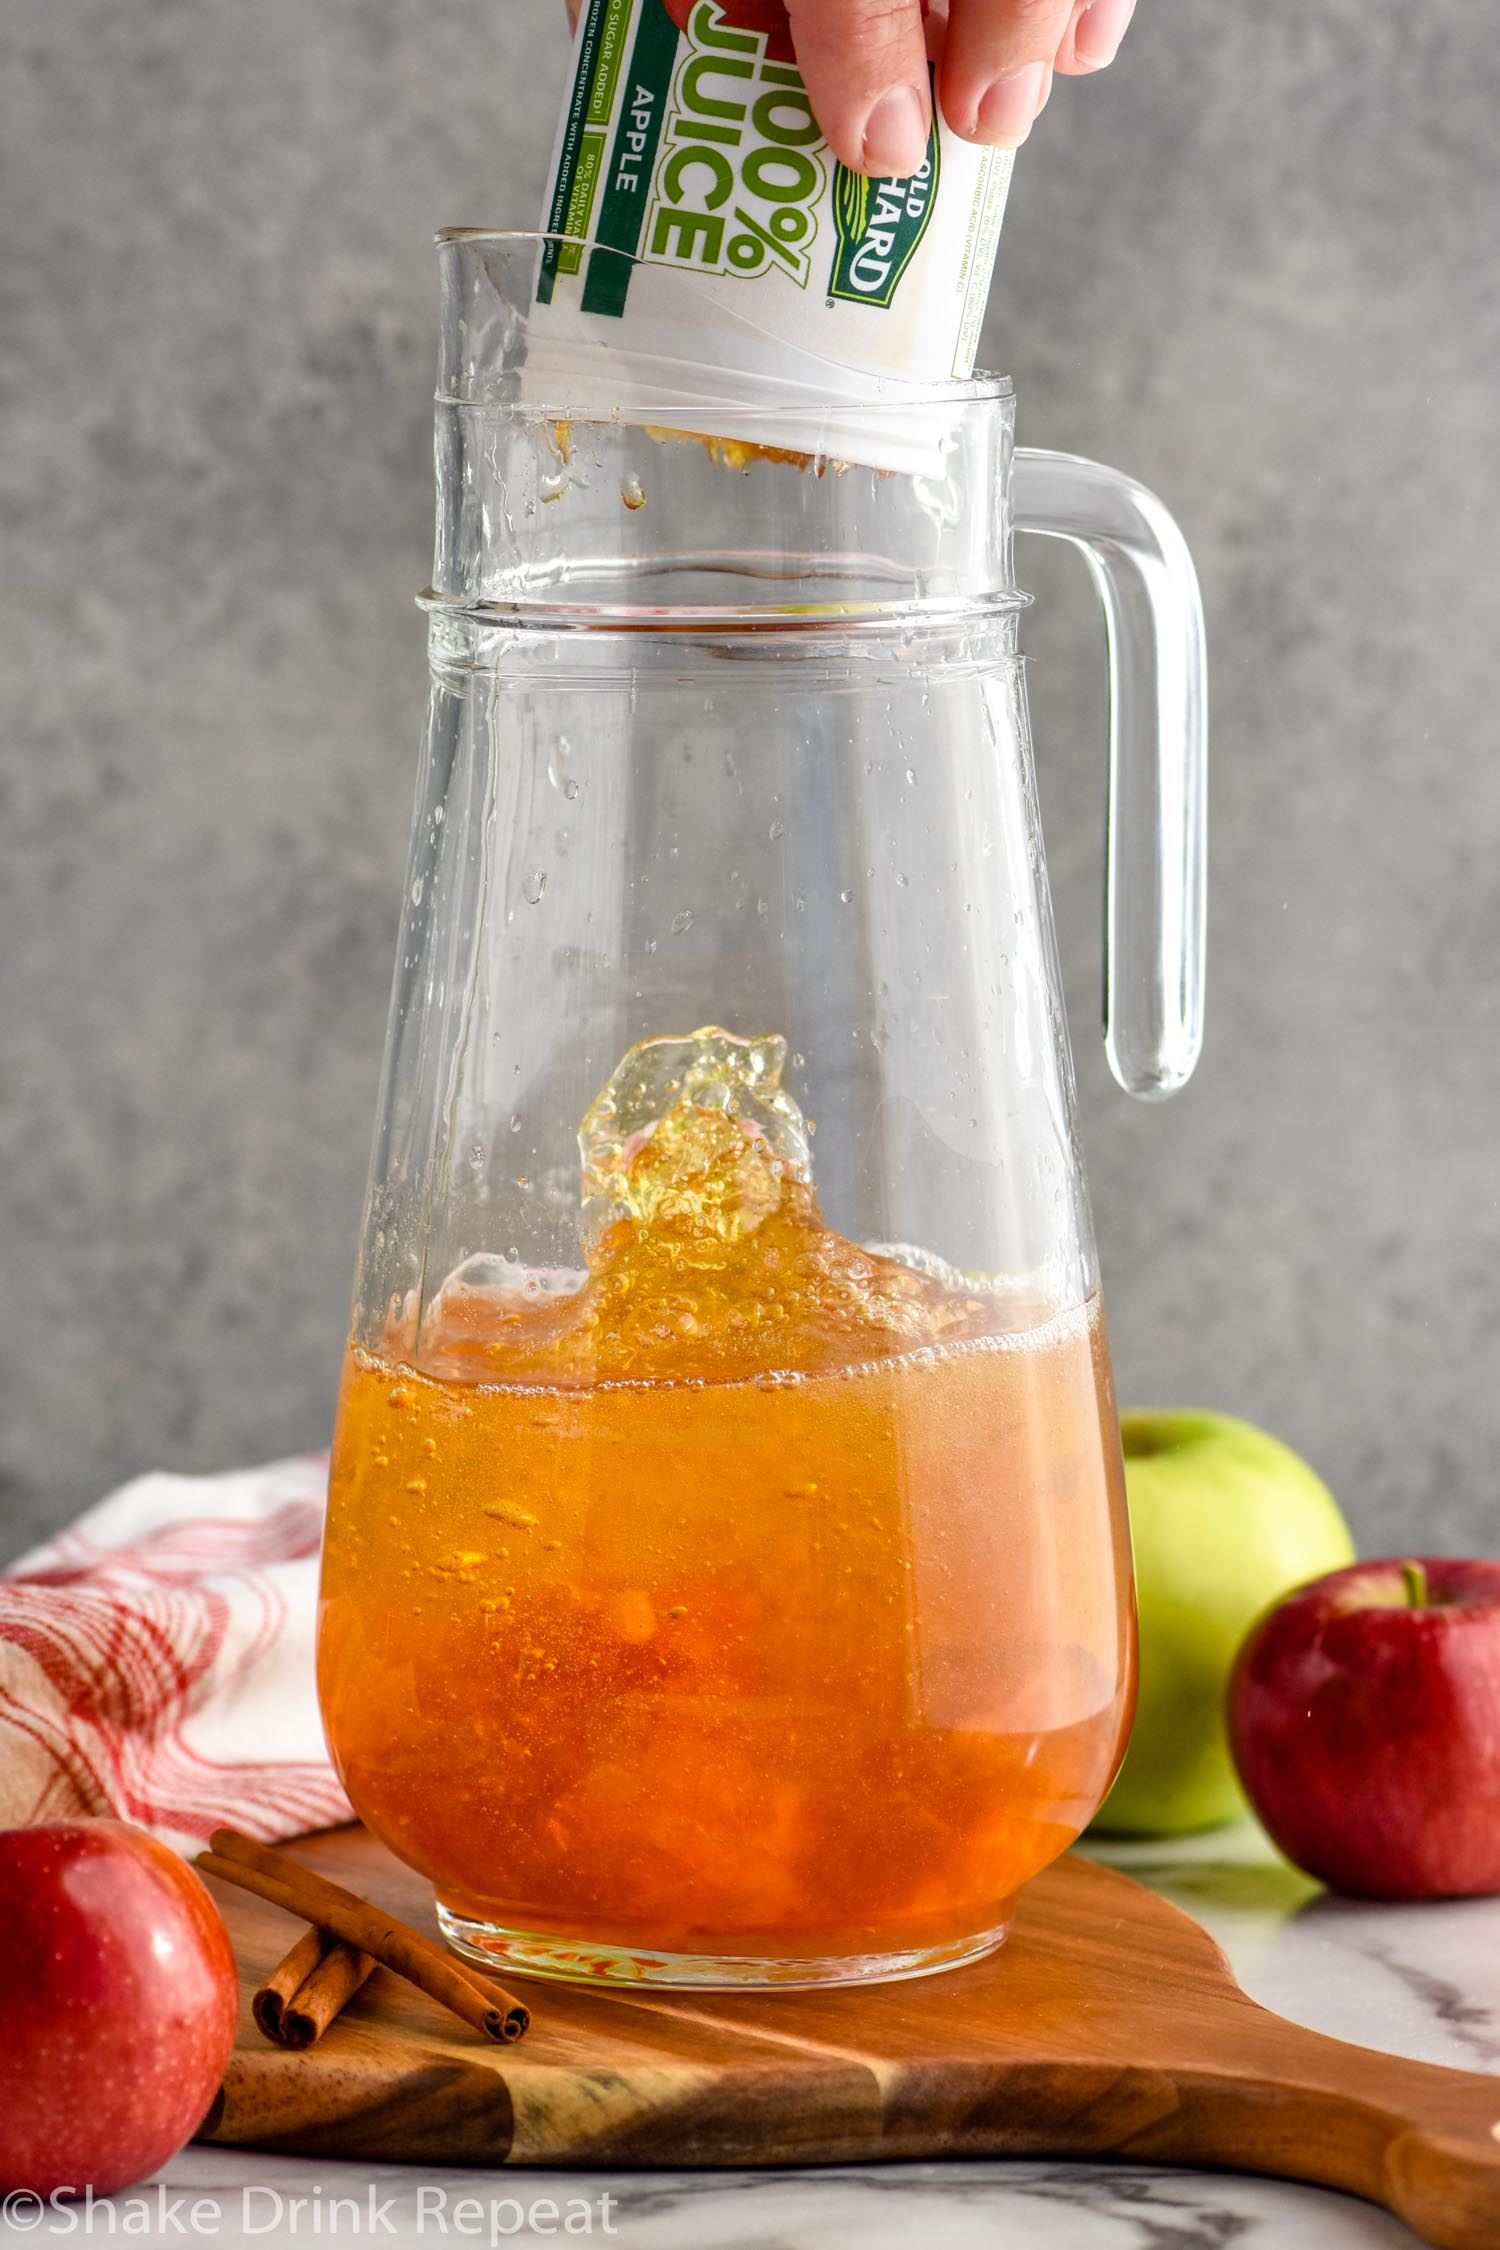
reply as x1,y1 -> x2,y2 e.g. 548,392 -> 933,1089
319,1032 -> 1134,1970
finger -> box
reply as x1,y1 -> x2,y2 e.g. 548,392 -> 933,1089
786,0 -> 934,178
939,0 -> 1075,146
1053,0 -> 1137,74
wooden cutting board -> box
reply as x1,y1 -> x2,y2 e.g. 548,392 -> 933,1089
199,1824 -> 1500,2250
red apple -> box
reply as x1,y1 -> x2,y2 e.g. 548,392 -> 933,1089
1228,1558 -> 1500,1899
0,1821 -> 239,2195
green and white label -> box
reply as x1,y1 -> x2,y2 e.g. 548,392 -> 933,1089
532,0 -> 1015,471
645,31 -> 825,288
828,127 -> 940,310
550,0 -> 836,314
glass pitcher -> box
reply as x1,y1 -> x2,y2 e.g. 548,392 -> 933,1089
318,232 -> 1207,1990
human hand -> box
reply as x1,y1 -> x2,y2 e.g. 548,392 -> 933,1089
562,0 -> 1135,175
790,0 -> 1135,172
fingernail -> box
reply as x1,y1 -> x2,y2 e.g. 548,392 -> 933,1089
975,60 -> 1049,149
1074,0 -> 1137,70
861,84 -> 930,177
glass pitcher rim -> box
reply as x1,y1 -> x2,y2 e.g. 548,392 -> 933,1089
434,229 -> 1015,410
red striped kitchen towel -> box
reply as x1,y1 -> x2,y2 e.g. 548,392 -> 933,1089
0,1456 -> 352,1853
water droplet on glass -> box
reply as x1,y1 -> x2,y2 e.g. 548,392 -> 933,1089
768,819 -> 786,842
670,908 -> 694,935
523,870 -> 547,905
839,888 -> 852,904
621,475 -> 646,510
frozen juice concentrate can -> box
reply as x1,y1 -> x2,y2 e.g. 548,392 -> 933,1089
529,0 -> 1014,470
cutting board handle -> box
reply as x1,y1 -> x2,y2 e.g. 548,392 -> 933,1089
1136,2014 -> 1500,2250
1383,2123 -> 1500,2250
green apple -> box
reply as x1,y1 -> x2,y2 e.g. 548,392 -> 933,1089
1093,1408 -> 1356,1837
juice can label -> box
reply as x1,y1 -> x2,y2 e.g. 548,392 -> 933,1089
527,0 -> 1012,469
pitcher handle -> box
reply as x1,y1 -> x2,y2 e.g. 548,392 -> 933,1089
1013,448 -> 1208,1099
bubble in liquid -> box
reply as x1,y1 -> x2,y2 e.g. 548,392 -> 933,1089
436,1549 -> 488,1576
484,1502 -> 539,1530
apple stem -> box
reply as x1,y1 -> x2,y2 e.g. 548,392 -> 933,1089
1401,1560 -> 1428,1608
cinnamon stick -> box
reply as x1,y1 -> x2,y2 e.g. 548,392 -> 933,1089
282,1938 -> 377,2047
253,1926 -> 375,2048
199,1829 -> 530,2043
252,1925 -> 327,2042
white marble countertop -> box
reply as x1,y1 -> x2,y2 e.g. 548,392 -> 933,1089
8,1822 -> 1497,2249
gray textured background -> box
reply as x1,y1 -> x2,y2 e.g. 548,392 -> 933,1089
4,0 -> 1498,1558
